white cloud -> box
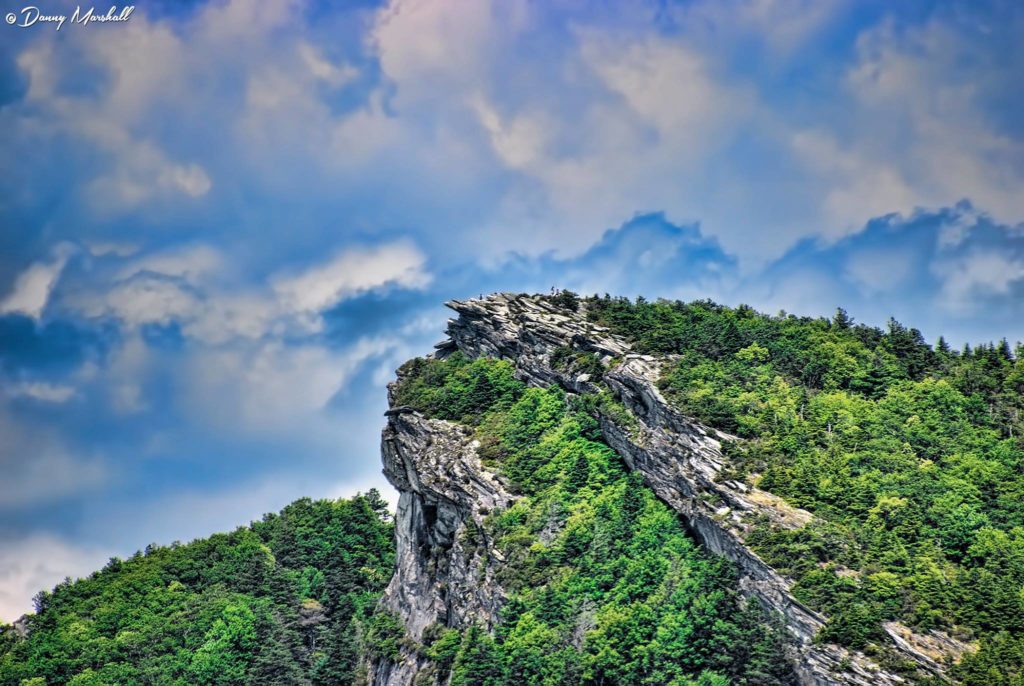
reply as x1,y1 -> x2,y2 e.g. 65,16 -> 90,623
0,535 -> 110,622
706,0 -> 843,57
90,275 -> 201,328
463,26 -> 755,256
87,141 -> 212,211
4,0 -> 1022,265
298,42 -> 358,87
69,241 -> 431,342
579,33 -> 739,150
0,244 -> 75,319
937,204 -> 983,249
52,239 -> 433,456
182,335 -> 398,435
790,130 -> 918,236
184,292 -> 279,345
472,97 -> 550,171
936,251 -> 1024,310
87,242 -> 139,258
6,382 -> 77,403
272,241 -> 431,316
792,13 -> 1024,235
373,0 -> 529,105
116,244 -> 223,283
13,12 -> 211,214
160,163 -> 213,198
101,334 -> 152,414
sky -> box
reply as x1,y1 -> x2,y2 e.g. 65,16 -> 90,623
1,0 -> 1023,621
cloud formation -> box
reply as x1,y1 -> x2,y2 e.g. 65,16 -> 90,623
0,245 -> 75,319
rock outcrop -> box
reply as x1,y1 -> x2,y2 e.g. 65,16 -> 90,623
370,292 -> 966,686
367,408 -> 515,686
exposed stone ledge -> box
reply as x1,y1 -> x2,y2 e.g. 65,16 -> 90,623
368,409 -> 515,686
436,292 -> 964,685
370,292 -> 971,686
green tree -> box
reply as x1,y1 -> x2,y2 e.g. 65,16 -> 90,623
189,603 -> 259,685
450,626 -> 504,686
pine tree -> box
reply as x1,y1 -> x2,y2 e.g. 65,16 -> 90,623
248,620 -> 310,686
833,307 -> 853,329
997,338 -> 1013,361
450,626 -> 504,686
566,451 -> 590,493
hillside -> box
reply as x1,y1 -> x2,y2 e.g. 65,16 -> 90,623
3,292 -> 1023,685
582,294 -> 1024,681
373,353 -> 796,685
367,293 -> 1022,686
0,495 -> 394,685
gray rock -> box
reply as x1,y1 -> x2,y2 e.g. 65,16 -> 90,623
11,615 -> 30,639
367,409 -> 515,686
369,293 -> 967,686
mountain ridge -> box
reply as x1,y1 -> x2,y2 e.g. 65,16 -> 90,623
367,293 -> 969,685
6,291 -> 1024,685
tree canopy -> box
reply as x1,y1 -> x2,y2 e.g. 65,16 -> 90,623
583,294 -> 1024,684
0,493 -> 393,686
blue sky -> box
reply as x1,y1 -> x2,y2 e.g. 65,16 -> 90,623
1,0 -> 1023,620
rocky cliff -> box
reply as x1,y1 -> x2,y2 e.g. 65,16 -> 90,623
369,293 -> 965,686
367,407 -> 515,686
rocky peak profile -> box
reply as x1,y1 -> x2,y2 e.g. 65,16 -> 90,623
368,293 -> 972,686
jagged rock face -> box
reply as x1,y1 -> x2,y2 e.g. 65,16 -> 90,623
367,409 -> 514,686
444,294 -> 961,684
371,293 -> 963,686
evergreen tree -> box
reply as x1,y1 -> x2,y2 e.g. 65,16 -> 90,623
832,307 -> 853,329
566,450 -> 590,493
450,626 -> 504,686
248,618 -> 309,686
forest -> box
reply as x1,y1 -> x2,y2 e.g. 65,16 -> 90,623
4,293 -> 1023,685
393,352 -> 796,686
582,295 -> 1024,685
0,494 -> 394,685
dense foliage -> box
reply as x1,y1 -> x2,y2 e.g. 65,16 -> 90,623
0,494 -> 394,686
584,295 -> 1024,684
395,354 -> 796,686
393,353 -> 524,425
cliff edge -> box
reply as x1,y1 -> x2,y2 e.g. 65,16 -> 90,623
369,293 -> 967,686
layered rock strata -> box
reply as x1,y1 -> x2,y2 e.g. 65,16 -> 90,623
370,293 -> 966,686
367,409 -> 514,686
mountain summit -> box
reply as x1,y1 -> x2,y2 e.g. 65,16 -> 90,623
367,293 -> 987,685
6,292 -> 1023,685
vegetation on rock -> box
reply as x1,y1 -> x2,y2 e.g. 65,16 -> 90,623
6,293 -> 1022,685
583,295 -> 1024,684
394,353 -> 796,686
